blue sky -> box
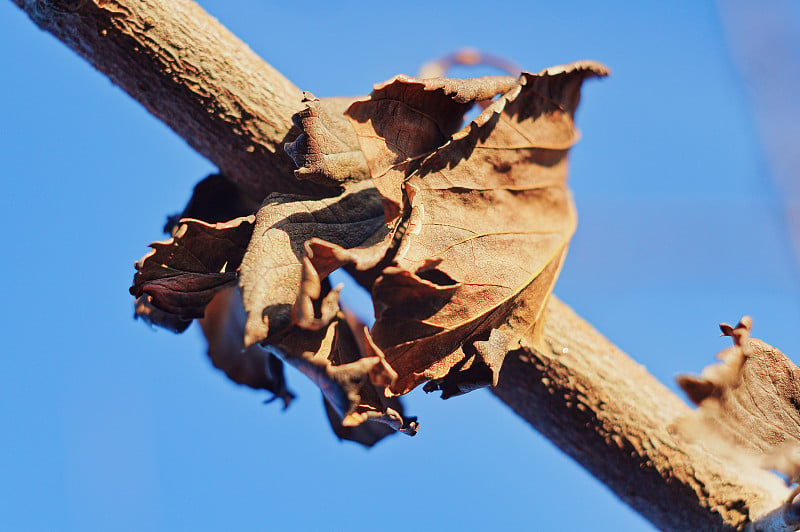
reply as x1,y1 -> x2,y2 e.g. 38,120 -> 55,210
1,1 -> 799,530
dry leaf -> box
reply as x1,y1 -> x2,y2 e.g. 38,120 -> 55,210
131,174 -> 257,326
133,294 -> 193,333
254,62 -> 606,399
270,272 -> 418,443
239,179 -> 386,347
199,286 -> 293,406
131,60 -> 606,444
346,74 -> 519,219
132,173 -> 411,445
131,174 -> 298,401
163,174 -> 261,232
130,215 -> 254,323
347,62 -> 608,396
284,94 -> 370,187
676,317 -> 800,485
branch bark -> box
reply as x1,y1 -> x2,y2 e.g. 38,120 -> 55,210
12,0 -> 330,200
13,1 -> 794,529
495,298 -> 790,531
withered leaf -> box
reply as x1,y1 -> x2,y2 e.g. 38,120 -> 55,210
199,286 -> 293,407
268,261 -> 417,444
163,174 -> 261,233
323,399 -> 399,448
272,62 -> 606,398
284,94 -> 371,187
130,215 -> 254,322
134,174 -> 291,396
676,317 -> 800,485
239,179 -> 386,347
135,174 -> 258,332
133,294 -> 193,333
131,59 -> 605,445
342,62 -> 608,396
345,74 -> 519,219
281,319 -> 418,440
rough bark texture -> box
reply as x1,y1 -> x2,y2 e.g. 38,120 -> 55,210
493,297 -> 788,531
14,0 -> 328,200
13,1 -> 795,529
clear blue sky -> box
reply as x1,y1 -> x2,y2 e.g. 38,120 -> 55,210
2,1 -> 799,531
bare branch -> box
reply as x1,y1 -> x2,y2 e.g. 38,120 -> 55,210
12,0 -> 794,528
12,0 -> 329,200
494,297 -> 789,531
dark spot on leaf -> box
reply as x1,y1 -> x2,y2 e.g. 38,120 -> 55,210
416,268 -> 458,287
493,161 -> 512,173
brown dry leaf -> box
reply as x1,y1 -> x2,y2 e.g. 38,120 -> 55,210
237,179 -> 417,444
269,266 -> 418,445
132,175 -> 294,399
284,94 -> 370,187
131,174 -> 257,329
131,60 -> 605,444
163,174 -> 261,232
346,74 -> 519,219
273,62 -> 606,397
130,215 -> 254,324
281,317 -> 418,444
675,317 -> 800,485
200,286 -> 294,406
133,295 -> 193,333
132,174 -> 411,445
342,61 -> 608,396
239,179 -> 386,347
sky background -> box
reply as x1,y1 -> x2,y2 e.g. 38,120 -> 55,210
2,1 -> 799,530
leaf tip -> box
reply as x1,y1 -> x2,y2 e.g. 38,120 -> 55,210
539,60 -> 610,78
719,316 -> 753,346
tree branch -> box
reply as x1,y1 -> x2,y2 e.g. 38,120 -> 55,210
13,1 -> 794,529
12,0 -> 329,200
495,297 -> 790,530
